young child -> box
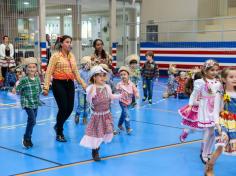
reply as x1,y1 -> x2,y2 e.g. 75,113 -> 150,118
127,54 -> 140,106
4,65 -> 17,89
12,57 -> 41,149
141,51 -> 159,104
205,67 -> 236,176
80,65 -> 120,161
179,72 -> 203,142
99,63 -> 115,93
74,56 -> 91,125
176,71 -> 188,99
163,64 -> 178,98
116,66 -> 139,134
184,59 -> 222,164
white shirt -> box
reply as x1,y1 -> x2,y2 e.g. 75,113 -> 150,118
0,43 -> 14,58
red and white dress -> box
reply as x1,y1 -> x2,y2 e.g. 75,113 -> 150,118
80,84 -> 120,149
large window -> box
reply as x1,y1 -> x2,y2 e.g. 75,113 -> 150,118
82,20 -> 92,39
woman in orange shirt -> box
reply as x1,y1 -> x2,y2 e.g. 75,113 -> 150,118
43,35 -> 86,142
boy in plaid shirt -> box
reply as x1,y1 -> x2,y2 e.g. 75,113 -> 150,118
141,51 -> 159,104
12,57 -> 41,149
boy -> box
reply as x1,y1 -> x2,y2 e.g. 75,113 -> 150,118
12,57 -> 41,149
141,51 -> 159,104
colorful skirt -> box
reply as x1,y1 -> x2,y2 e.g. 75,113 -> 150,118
215,111 -> 236,155
179,105 -> 202,130
80,110 -> 114,149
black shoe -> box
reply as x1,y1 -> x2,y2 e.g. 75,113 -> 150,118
22,139 -> 32,149
142,97 -> 147,102
92,148 -> 101,161
56,135 -> 67,142
74,115 -> 80,124
148,99 -> 152,104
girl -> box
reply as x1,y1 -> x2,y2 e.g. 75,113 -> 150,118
163,64 -> 178,98
80,65 -> 120,161
179,72 -> 203,142
43,35 -> 86,142
205,67 -> 236,176
12,57 -> 41,149
184,59 -> 222,164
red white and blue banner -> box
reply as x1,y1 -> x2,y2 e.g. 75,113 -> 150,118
140,42 -> 236,70
40,42 -> 47,69
112,42 -> 118,68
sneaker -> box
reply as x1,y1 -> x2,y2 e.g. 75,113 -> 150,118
118,125 -> 125,131
22,139 -> 32,149
82,117 -> 87,125
200,153 -> 210,165
126,128 -> 133,135
74,115 -> 80,124
179,130 -> 188,143
148,99 -> 152,104
113,130 -> 120,135
142,97 -> 147,102
56,134 -> 67,142
131,102 -> 137,107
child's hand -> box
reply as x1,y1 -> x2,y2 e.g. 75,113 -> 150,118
216,124 -> 222,136
184,106 -> 192,114
82,83 -> 87,90
12,88 -> 16,94
43,89 -> 48,96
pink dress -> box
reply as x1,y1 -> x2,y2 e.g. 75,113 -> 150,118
179,91 -> 202,129
80,84 -> 120,149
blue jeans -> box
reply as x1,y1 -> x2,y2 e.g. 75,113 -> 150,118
76,91 -> 89,118
178,93 -> 189,99
143,78 -> 154,100
24,108 -> 38,140
118,102 -> 131,129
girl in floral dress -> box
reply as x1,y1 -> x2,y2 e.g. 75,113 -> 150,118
205,67 -> 236,176
80,66 -> 120,161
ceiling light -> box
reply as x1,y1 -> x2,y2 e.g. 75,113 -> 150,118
66,8 -> 72,11
23,2 -> 29,5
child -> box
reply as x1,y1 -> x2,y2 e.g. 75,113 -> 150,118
176,71 -> 188,99
99,63 -> 115,93
163,64 -> 178,98
127,54 -> 140,106
12,57 -> 41,149
4,66 -> 17,89
74,56 -> 91,125
80,65 -> 120,161
141,51 -> 159,104
184,59 -> 222,164
205,67 -> 236,176
116,66 -> 139,134
179,72 -> 203,142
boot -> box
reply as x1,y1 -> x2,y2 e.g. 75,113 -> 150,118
74,115 -> 80,124
205,162 -> 214,176
82,117 -> 87,125
92,148 -> 101,161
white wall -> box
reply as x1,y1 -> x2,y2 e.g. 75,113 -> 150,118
140,0 -> 198,42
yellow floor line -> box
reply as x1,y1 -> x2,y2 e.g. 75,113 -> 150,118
16,139 -> 202,176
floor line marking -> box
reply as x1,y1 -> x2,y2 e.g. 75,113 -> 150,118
14,139 -> 202,176
0,145 -> 62,166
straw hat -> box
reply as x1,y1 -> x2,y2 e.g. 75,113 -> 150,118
126,54 -> 139,65
80,56 -> 91,65
89,65 -> 107,82
118,66 -> 130,75
23,57 -> 38,66
99,63 -> 111,73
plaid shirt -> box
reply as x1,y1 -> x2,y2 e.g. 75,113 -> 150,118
44,52 -> 86,91
16,76 -> 42,109
141,60 -> 159,79
116,80 -> 139,106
